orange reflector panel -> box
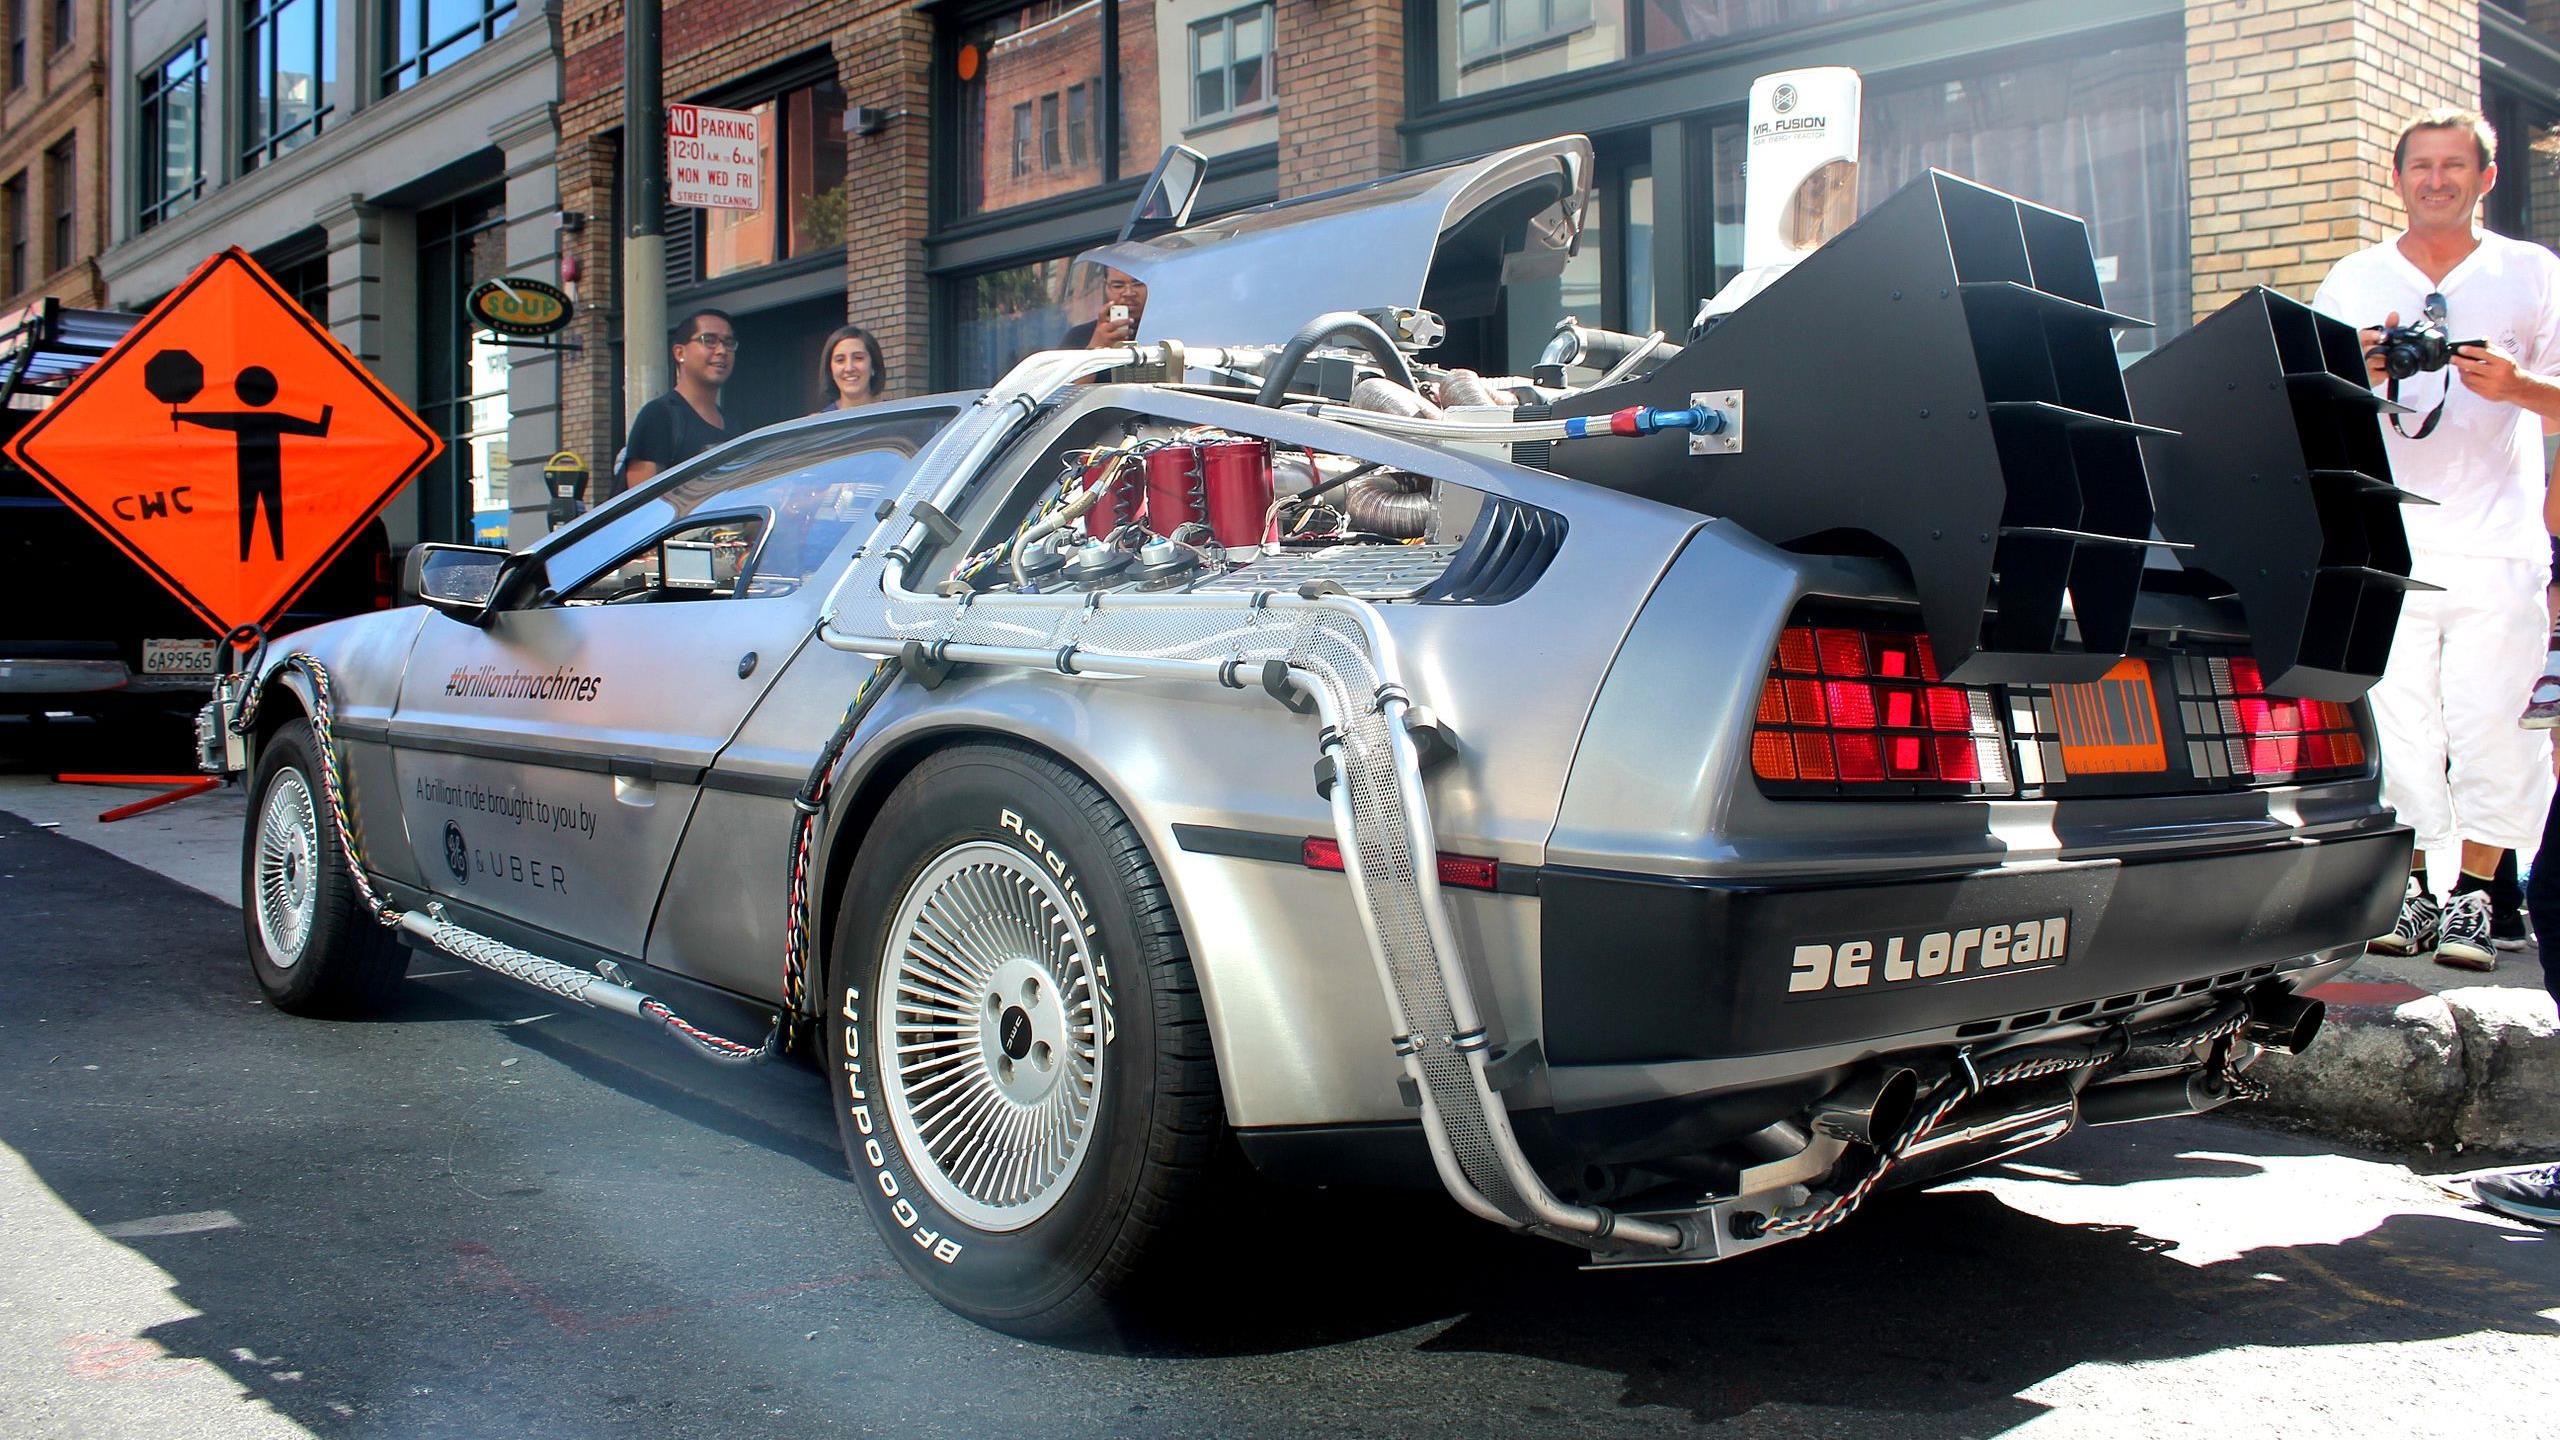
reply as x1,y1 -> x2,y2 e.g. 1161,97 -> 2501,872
2053,658 -> 2168,775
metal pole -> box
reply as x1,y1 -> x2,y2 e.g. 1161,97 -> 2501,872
623,0 -> 668,421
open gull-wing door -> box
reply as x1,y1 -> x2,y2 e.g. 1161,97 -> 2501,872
1078,136 -> 1594,348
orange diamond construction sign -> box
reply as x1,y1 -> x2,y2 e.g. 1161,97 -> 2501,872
4,248 -> 441,636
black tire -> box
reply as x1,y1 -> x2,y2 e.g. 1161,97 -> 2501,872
827,742 -> 1224,1337
242,718 -> 407,1015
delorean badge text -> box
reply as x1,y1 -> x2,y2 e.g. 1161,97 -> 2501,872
1787,913 -> 2069,997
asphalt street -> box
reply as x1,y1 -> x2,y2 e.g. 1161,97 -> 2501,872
0,728 -> 2556,1438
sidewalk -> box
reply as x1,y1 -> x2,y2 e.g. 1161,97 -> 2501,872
2255,934 -> 2560,1156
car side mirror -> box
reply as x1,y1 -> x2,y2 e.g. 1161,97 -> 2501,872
1119,145 -> 1207,243
406,543 -> 547,626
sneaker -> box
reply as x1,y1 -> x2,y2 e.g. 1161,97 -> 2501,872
2370,875 -> 2439,956
2435,889 -> 2497,970
2474,1164 -> 2560,1225
2523,673 -> 2560,729
2492,900 -> 2531,951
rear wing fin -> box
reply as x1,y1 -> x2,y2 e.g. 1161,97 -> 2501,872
1539,169 -> 2162,684
2124,287 -> 2423,702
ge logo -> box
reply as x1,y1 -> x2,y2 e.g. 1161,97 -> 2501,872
444,821 -> 469,883
1772,83 -> 1799,114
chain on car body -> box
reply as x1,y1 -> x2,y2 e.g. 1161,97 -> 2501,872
236,643 -> 779,1066
1746,999 -> 2258,1240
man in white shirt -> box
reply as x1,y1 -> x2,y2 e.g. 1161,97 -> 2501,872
2315,108 -> 2560,970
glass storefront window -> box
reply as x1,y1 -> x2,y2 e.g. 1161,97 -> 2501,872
1710,39 -> 2188,357
697,80 -> 847,280
954,2 -> 1109,217
1637,0 -> 1917,59
948,254 -> 1132,386
1434,0 -> 1623,102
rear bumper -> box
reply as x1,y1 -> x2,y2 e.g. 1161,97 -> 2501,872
1539,824 -> 2410,1065
0,657 -> 129,694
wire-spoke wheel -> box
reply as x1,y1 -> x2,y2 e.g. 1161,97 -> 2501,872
242,718 -> 407,1015
254,768 -> 321,966
830,742 -> 1223,1337
882,842 -> 1105,1231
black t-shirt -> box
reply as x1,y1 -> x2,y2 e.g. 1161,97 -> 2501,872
617,391 -> 732,491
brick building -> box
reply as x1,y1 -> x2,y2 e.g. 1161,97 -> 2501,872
0,0 -> 109,314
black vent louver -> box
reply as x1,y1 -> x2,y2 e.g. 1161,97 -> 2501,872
1419,497 -> 1564,604
2124,287 -> 2423,701
1540,170 -> 2163,683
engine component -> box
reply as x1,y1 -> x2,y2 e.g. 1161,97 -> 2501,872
1345,471 -> 1433,538
1143,443 -> 1205,536
1199,437 -> 1274,553
1082,452 -> 1144,539
1062,537 -> 1134,587
1127,534 -> 1206,587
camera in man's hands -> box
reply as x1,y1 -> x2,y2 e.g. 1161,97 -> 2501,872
2373,312 -> 2459,380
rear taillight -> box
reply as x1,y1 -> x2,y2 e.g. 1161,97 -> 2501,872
1751,625 -> 2014,796
2173,655 -> 2368,784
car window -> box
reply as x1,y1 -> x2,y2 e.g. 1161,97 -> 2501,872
560,514 -> 767,605
541,411 -> 953,600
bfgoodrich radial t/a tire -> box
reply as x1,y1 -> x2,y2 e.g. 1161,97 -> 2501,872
242,718 -> 408,1015
828,742 -> 1224,1336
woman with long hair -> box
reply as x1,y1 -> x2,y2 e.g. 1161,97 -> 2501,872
818,325 -> 887,411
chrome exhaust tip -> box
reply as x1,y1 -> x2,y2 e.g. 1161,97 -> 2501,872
1809,1066 -> 1919,1147
2244,988 -> 2325,1055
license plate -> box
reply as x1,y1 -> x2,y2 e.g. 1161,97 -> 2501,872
2051,658 -> 2167,775
143,638 -> 218,675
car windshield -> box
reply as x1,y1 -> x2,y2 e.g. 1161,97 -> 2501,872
540,409 -> 954,600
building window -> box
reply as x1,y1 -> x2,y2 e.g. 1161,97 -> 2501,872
380,0 -> 516,95
693,78 -> 848,282
1066,82 -> 1089,165
1010,101 -> 1032,177
47,0 -> 65,53
9,0 -> 24,88
1454,0 -> 1592,64
138,36 -> 208,232
1040,91 -> 1062,170
3,173 -> 23,294
242,0 -> 334,171
44,136 -> 71,273
1188,4 -> 1272,128
1430,0 -> 1940,103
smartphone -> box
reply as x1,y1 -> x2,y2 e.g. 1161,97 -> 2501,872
1108,304 -> 1132,326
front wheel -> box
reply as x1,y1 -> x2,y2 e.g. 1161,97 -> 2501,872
242,717 -> 407,1014
827,743 -> 1223,1337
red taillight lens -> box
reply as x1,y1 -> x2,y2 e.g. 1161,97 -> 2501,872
1301,836 -> 1499,891
2210,656 -> 2366,781
1752,624 -> 2013,796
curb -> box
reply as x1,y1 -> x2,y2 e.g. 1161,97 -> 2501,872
2251,979 -> 2560,1153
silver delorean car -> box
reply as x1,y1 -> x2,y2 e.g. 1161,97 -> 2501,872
213,137 -> 2415,1336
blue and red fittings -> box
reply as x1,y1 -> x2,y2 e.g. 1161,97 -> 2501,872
1556,403 -> 1727,440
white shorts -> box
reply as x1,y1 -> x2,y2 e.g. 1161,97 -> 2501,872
2371,551 -> 2555,856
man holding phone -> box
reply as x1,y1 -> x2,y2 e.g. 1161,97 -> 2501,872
1062,268 -> 1148,349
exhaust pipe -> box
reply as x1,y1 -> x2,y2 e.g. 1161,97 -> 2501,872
2244,987 -> 2324,1055
2079,1068 -> 2233,1127
1809,1066 -> 1919,1146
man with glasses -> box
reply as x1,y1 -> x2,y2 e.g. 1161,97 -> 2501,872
2316,110 -> 2560,969
612,308 -> 740,495
1062,268 -> 1148,349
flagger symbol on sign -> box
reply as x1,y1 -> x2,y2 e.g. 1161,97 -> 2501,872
144,350 -> 337,563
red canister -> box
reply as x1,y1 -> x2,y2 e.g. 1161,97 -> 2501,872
1081,454 -> 1144,539
1198,438 -> 1274,551
1141,444 -> 1205,536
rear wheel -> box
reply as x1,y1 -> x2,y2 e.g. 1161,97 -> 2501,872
827,742 -> 1223,1337
243,718 -> 407,1014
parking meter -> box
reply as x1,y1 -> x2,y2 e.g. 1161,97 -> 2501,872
543,451 -> 588,530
